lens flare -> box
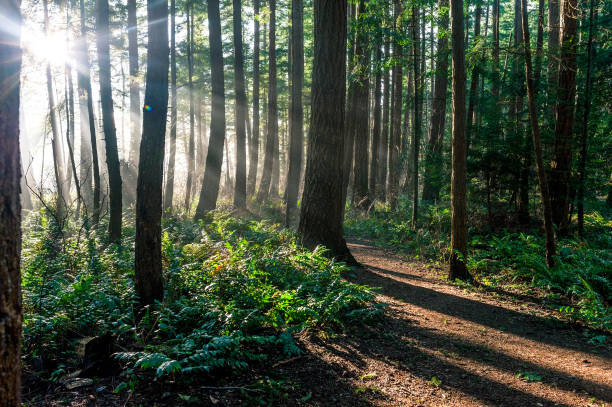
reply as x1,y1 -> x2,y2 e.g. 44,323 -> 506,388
144,104 -> 152,111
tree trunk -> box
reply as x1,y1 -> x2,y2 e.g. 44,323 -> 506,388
547,0 -> 560,110
534,0 -> 545,85
164,0 -> 177,212
248,0 -> 260,197
64,62 -> 82,211
577,0 -> 594,238
0,0 -> 23,402
412,5 -> 422,229
184,5 -> 196,210
422,0 -> 449,202
233,0 -> 248,209
550,0 -> 578,235
256,0 -> 278,202
341,3 -> 357,213
465,0 -> 482,151
135,0 -> 169,306
352,0 -> 371,210
194,0 -> 226,217
285,0 -> 304,224
449,0 -> 470,281
389,0 -> 403,210
520,0 -> 556,266
96,0 -> 122,242
370,41 -> 382,201
378,34 -> 391,201
298,0 -> 355,264
127,0 -> 141,167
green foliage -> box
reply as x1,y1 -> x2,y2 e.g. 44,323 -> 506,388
22,209 -> 380,384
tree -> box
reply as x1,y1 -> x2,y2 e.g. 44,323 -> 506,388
388,0 -> 403,210
184,3 -> 195,210
550,0 -> 578,235
298,0 -> 355,264
422,0 -> 450,202
411,5 -> 422,229
520,0 -> 556,266
127,0 -> 141,167
232,0 -> 248,209
134,0 -> 169,306
378,33 -> 391,201
96,0 -> 122,242
257,0 -> 278,202
0,1 -> 22,403
369,38 -> 382,201
194,0 -> 226,217
449,0 -> 470,281
248,0 -> 261,197
547,0 -> 560,109
285,0 -> 304,224
164,0 -> 178,211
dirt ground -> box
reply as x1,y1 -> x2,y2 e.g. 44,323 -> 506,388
24,239 -> 612,406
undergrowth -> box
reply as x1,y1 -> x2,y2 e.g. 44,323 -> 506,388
21,209 -> 380,397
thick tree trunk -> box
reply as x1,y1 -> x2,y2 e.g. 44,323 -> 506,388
248,0 -> 260,197
127,0 -> 141,167
233,0 -> 248,209
256,0 -> 278,202
370,42 -> 382,201
389,0 -> 403,210
285,0 -> 304,224
449,0 -> 470,281
422,0 -> 449,202
194,0 -> 226,217
163,0 -> 177,211
184,5 -> 195,210
520,0 -> 556,266
550,0 -> 578,235
298,0 -> 355,264
378,36 -> 391,201
135,0 -> 169,306
97,0 -> 122,242
352,0 -> 371,210
0,0 -> 23,402
412,5 -> 422,228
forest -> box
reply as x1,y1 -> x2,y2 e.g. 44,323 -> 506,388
0,0 -> 611,405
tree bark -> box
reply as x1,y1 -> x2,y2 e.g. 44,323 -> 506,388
298,0 -> 355,264
389,0 -> 403,210
412,5 -> 422,229
248,0 -> 261,197
97,0 -> 123,242
127,0 -> 141,167
520,0 -> 556,266
194,0 -> 226,217
285,0 -> 304,224
422,0 -> 449,202
135,0 -> 169,306
547,0 -> 560,110
164,0 -> 177,212
370,41 -> 382,201
184,4 -> 196,210
256,0 -> 278,202
378,34 -> 391,201
0,0 -> 22,402
465,0 -> 482,151
233,0 -> 248,209
449,0 -> 470,281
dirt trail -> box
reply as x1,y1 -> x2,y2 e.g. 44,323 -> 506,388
285,240 -> 612,407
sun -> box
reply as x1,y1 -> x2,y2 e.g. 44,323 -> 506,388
22,26 -> 69,67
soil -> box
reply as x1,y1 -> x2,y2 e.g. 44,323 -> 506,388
24,239 -> 612,406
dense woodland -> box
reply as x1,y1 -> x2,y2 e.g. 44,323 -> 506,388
0,0 -> 611,405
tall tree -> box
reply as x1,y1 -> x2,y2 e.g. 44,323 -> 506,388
550,0 -> 578,235
127,0 -> 141,167
163,0 -> 178,211
233,0 -> 248,209
388,0 -> 403,210
299,0 -> 355,263
411,5 -> 422,229
422,0 -> 450,202
465,0 -> 483,150
184,4 -> 196,210
378,34 -> 391,201
547,0 -> 560,109
449,0 -> 470,280
256,0 -> 278,202
97,0 -> 122,242
0,0 -> 22,402
248,0 -> 261,197
285,0 -> 304,224
369,40 -> 383,201
520,0 -> 556,266
134,0 -> 169,306
194,0 -> 226,217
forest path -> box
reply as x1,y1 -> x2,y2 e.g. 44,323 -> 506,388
288,239 -> 612,407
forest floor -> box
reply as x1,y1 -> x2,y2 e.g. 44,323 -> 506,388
25,239 -> 611,407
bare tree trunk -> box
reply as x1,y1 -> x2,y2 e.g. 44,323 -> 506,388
412,5 -> 422,228
0,0 -> 23,402
248,0 -> 260,197
465,0 -> 482,151
378,35 -> 391,201
369,41 -> 382,201
341,3 -> 357,212
164,0 -> 177,211
184,5 -> 195,210
285,0 -> 304,224
298,0 -> 355,264
449,0 -> 470,281
194,0 -> 226,217
64,62 -> 82,211
389,0 -> 403,210
232,0 -> 248,209
547,0 -> 560,110
520,0 -> 556,266
127,0 -> 141,167
135,0 -> 169,306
